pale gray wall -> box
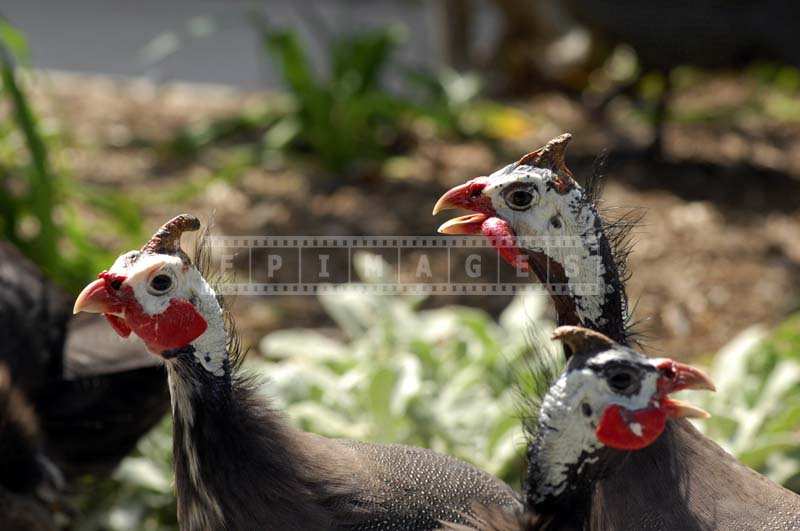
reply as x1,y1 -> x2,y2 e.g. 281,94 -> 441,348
2,0 -> 470,88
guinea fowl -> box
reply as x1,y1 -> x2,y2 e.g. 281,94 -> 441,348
445,325 -> 716,531
0,240 -> 169,479
0,362 -> 62,531
73,214 -> 522,530
433,133 -> 631,345
434,133 -> 800,529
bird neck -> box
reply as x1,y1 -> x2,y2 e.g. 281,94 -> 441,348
183,272 -> 229,376
166,346 -> 233,530
523,373 -> 605,527
522,202 -> 629,527
164,346 -> 354,529
523,202 -> 627,344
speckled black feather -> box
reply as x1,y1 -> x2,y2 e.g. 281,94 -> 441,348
441,503 -> 548,531
169,225 -> 523,530
166,347 -> 522,530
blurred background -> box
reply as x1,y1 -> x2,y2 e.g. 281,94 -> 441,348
0,1 -> 798,529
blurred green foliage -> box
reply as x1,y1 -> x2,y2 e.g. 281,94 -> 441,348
694,314 -> 800,493
0,21 -> 143,292
254,18 -> 411,175
406,68 -> 531,141
73,420 -> 176,531
153,20 -> 530,179
258,253 -> 551,482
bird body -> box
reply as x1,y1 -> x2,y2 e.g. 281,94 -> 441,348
434,133 -> 800,529
0,240 -> 170,480
74,215 -> 521,530
0,363 -> 61,531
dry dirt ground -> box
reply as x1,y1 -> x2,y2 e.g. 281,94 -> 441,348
29,72 -> 800,361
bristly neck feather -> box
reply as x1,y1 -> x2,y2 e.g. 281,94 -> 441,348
521,182 -> 633,528
521,369 -> 616,530
524,197 -> 629,345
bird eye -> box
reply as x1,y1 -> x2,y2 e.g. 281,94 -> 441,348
503,187 -> 536,211
109,278 -> 123,290
148,274 -> 173,294
607,369 -> 639,394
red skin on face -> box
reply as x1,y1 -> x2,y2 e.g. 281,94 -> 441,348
596,403 -> 668,451
95,272 -> 208,353
480,217 -> 530,272
105,314 -> 133,338
122,298 -> 207,353
436,177 -> 530,271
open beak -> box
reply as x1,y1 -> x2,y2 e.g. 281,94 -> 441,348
654,358 -> 715,419
433,178 -> 494,235
661,398 -> 711,419
433,182 -> 474,215
437,213 -> 489,235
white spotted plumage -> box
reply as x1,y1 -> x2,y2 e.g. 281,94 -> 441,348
482,163 -> 609,326
109,253 -> 228,376
530,348 -> 660,503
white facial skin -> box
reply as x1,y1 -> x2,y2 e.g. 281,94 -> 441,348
532,349 -> 660,502
107,251 -> 227,376
482,163 -> 608,325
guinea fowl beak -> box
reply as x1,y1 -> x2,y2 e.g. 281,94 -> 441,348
433,182 -> 474,215
655,359 -> 716,420
73,274 -> 127,316
654,359 -> 716,393
661,398 -> 711,419
433,177 -> 493,235
437,213 -> 489,235
73,278 -> 113,314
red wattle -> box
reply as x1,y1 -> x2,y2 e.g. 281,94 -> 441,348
104,314 -> 132,338
596,404 -> 667,451
124,299 -> 208,353
481,216 -> 529,271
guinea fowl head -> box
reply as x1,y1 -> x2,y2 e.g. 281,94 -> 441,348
550,326 -> 714,451
433,133 -> 634,341
73,214 -> 228,376
432,133 -> 578,267
525,325 -> 714,511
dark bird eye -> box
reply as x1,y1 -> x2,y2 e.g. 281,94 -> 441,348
150,274 -> 173,293
504,188 -> 535,210
109,279 -> 123,290
608,370 -> 636,393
